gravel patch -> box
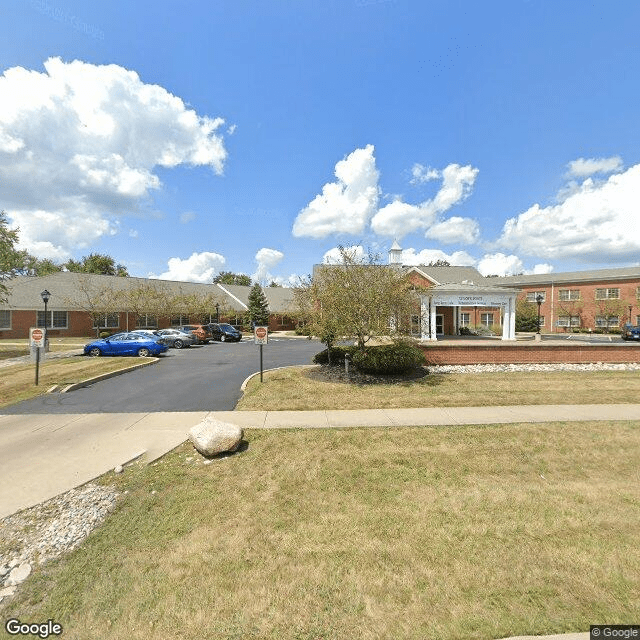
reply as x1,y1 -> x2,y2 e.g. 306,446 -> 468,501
0,483 -> 119,605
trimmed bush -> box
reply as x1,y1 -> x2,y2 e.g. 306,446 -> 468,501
313,346 -> 357,365
351,340 -> 425,375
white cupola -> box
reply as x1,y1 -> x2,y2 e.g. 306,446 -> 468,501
388,240 -> 403,265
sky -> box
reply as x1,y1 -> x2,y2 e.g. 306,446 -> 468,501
1,1 -> 640,285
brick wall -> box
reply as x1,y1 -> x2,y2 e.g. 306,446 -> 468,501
419,343 -> 640,365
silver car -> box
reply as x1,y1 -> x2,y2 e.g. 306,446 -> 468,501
155,328 -> 196,349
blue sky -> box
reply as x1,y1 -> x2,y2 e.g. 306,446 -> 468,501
2,1 -> 640,284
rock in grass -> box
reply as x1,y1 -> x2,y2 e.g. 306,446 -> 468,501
189,418 -> 243,457
6,563 -> 31,586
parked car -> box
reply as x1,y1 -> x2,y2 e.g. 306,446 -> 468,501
173,324 -> 212,344
622,324 -> 640,341
205,322 -> 243,342
156,328 -> 195,349
84,332 -> 168,357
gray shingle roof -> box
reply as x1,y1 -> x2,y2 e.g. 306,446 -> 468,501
404,265 -> 486,285
491,265 -> 640,286
1,272 -> 295,314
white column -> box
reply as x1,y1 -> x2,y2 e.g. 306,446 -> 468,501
509,296 -> 517,339
430,300 -> 437,341
501,304 -> 509,340
420,296 -> 430,341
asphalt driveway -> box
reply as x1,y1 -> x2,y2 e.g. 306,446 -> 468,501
0,337 -> 322,415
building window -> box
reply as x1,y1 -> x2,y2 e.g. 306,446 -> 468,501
557,315 -> 580,327
637,287 -> 640,300
0,309 -> 10,329
459,312 -> 470,327
595,315 -> 619,328
93,313 -> 120,329
526,291 -> 546,302
537,316 -> 545,327
558,289 -> 580,301
171,315 -> 190,326
595,288 -> 620,300
37,310 -> 68,329
480,313 -> 493,327
136,314 -> 158,328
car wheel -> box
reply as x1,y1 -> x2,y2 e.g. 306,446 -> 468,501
220,334 -> 226,342
137,347 -> 151,357
88,347 -> 101,357
173,339 -> 184,349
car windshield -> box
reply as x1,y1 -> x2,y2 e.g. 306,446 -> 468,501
220,324 -> 235,330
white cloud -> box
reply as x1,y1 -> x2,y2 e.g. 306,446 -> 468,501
322,245 -> 367,264
477,253 -> 524,276
532,263 -> 554,275
498,164 -> 640,263
253,247 -> 285,283
424,216 -> 480,245
370,163 -> 479,239
0,57 -> 228,259
410,163 -> 440,184
179,211 -> 196,224
292,145 -> 380,238
400,247 -> 476,266
149,251 -> 226,283
566,156 -> 623,178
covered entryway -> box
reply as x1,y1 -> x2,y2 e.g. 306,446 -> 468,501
419,283 -> 520,341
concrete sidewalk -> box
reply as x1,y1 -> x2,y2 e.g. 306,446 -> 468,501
2,404 -> 640,519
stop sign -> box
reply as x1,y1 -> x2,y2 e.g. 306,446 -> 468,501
32,329 -> 44,341
255,327 -> 267,339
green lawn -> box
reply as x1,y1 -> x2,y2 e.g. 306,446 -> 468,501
2,421 -> 639,640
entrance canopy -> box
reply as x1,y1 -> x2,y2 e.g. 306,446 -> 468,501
419,283 -> 520,341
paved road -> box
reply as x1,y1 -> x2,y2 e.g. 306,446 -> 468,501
0,337 -> 322,415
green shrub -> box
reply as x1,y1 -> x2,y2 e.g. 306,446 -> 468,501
313,346 -> 357,365
295,324 -> 312,336
351,340 -> 425,375
99,331 -> 111,338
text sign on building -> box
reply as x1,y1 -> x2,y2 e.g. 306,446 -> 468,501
254,326 -> 268,345
30,327 -> 45,348
431,294 -> 512,308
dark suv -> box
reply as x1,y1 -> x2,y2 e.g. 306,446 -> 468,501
622,324 -> 640,341
206,323 -> 243,342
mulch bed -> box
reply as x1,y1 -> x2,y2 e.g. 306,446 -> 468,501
304,364 -> 428,386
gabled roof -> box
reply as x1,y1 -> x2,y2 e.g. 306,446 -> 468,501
404,265 -> 485,285
215,283 -> 294,313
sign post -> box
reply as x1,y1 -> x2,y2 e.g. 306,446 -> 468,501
254,326 -> 268,382
30,327 -> 45,386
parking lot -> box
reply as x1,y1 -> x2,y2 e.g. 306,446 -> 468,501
0,337 -> 322,415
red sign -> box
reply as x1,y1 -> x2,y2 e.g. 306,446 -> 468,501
255,327 -> 267,339
32,329 -> 44,342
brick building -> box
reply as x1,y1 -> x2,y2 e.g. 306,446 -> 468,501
0,272 -> 297,339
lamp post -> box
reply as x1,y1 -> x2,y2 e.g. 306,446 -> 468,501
216,302 -> 220,323
629,305 -> 633,326
536,294 -> 543,335
40,289 -> 51,333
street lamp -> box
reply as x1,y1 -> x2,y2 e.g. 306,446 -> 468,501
629,304 -> 633,326
216,302 -> 220,323
40,289 -> 51,333
536,294 -> 543,335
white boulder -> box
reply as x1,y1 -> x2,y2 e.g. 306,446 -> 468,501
6,563 -> 31,586
189,418 -> 244,457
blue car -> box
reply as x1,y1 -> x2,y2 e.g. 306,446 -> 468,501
84,332 -> 168,357
622,325 -> 640,341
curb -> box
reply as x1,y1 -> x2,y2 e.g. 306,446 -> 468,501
240,364 -> 319,391
60,357 -> 160,392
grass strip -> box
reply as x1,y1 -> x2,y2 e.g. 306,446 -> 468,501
236,366 -> 640,410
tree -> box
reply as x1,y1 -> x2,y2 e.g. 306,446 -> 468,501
298,246 -> 418,351
213,271 -> 252,286
64,253 -> 129,276
0,211 -> 26,302
427,259 -> 450,267
515,297 -> 539,332
247,283 -> 270,326
268,281 -> 282,287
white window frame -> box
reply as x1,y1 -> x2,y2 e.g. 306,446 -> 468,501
0,309 -> 10,329
558,289 -> 580,301
459,312 -> 470,327
595,288 -> 620,300
595,315 -> 619,328
37,310 -> 68,329
94,313 -> 120,329
136,314 -> 158,328
557,315 -> 580,328
480,312 -> 494,327
526,291 -> 546,303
